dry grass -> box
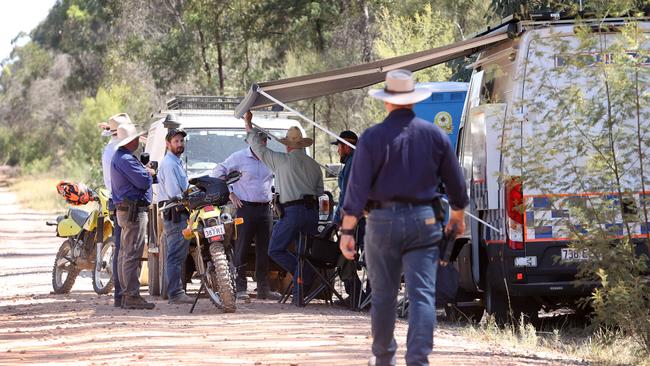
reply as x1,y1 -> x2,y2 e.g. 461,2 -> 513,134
9,174 -> 66,213
459,315 -> 648,366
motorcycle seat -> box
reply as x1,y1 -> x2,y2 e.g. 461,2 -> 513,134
70,208 -> 91,228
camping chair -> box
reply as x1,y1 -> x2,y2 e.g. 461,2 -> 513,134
279,224 -> 346,306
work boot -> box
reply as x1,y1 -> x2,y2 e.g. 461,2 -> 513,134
236,290 -> 251,303
168,292 -> 194,304
113,296 -> 122,308
122,295 -> 155,310
257,288 -> 282,301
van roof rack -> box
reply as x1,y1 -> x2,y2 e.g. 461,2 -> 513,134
166,95 -> 284,112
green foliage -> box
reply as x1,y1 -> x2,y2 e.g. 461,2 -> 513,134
374,4 -> 454,82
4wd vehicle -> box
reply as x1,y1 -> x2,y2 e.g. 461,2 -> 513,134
144,96 -> 333,298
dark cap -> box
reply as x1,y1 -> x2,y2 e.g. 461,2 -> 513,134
330,130 -> 358,145
166,128 -> 187,141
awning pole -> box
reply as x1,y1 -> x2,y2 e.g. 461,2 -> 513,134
256,87 -> 357,150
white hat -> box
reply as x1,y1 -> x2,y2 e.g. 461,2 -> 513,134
278,126 -> 313,149
102,113 -> 133,137
116,123 -> 145,147
368,69 -> 432,105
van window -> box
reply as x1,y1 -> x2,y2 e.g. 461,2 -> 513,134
184,128 -> 288,174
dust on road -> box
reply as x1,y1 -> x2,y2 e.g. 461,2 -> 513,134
0,176 -> 586,365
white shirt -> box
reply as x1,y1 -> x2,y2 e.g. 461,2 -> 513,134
211,147 -> 273,203
101,138 -> 119,193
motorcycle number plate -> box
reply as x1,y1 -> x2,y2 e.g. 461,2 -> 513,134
204,224 -> 225,238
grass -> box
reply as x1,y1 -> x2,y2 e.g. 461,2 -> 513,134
458,315 -> 649,366
10,174 -> 67,212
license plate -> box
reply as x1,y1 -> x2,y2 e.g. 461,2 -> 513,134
514,256 -> 537,267
203,224 -> 225,238
561,248 -> 590,262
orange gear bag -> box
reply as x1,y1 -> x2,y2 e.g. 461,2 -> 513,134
56,181 -> 92,205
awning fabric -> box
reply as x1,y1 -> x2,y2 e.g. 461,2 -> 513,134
235,25 -> 515,117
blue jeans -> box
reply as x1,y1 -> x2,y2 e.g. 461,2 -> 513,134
163,213 -> 190,299
365,204 -> 442,366
268,205 -> 318,296
111,215 -> 122,301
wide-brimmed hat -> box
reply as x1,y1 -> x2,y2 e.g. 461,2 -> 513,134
116,123 -> 145,147
368,69 -> 432,105
279,126 -> 313,149
330,130 -> 358,146
102,113 -> 133,137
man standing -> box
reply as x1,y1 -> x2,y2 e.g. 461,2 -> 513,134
158,128 -> 194,304
100,112 -> 132,307
243,111 -> 323,303
339,70 -> 468,365
331,130 -> 364,306
211,131 -> 281,302
111,123 -> 156,310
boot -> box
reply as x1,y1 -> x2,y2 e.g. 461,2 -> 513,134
257,287 -> 282,301
122,295 -> 155,310
236,290 -> 251,303
168,292 -> 194,304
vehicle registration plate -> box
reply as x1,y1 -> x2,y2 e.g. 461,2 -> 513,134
204,224 -> 225,238
560,248 -> 590,262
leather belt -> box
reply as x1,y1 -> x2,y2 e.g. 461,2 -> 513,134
116,205 -> 148,212
367,199 -> 432,211
241,200 -> 270,207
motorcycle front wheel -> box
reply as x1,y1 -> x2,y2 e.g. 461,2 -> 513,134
52,239 -> 80,294
92,236 -> 115,295
206,242 -> 236,313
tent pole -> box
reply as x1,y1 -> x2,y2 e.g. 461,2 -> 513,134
256,87 -> 356,150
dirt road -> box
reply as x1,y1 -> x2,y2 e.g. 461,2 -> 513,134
0,175 -> 586,365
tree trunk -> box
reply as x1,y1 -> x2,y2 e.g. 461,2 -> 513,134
216,38 -> 225,95
359,0 -> 372,62
197,23 -> 213,87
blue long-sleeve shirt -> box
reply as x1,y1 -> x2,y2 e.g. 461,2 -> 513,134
157,151 -> 189,202
333,150 -> 354,223
342,108 -> 468,217
110,147 -> 153,205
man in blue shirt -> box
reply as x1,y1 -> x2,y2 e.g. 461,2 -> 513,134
339,70 -> 468,366
111,123 -> 155,310
212,132 -> 281,302
158,128 -> 194,304
100,112 -> 132,307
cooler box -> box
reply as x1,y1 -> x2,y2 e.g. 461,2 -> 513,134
413,82 -> 468,150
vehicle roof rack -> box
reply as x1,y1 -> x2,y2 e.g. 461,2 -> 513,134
166,95 -> 284,112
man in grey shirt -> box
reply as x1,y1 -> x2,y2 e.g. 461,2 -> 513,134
244,111 -> 323,304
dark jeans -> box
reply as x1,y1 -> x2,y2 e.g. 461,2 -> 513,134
268,204 -> 318,296
163,212 -> 190,299
111,215 -> 122,300
234,203 -> 272,292
365,204 -> 442,366
116,210 -> 148,297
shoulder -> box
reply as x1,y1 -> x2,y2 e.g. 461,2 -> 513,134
412,117 -> 451,145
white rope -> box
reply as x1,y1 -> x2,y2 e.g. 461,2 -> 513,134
256,87 -> 357,150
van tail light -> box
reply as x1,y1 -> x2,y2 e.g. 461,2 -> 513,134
505,177 -> 524,250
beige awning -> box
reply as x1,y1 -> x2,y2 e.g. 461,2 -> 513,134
235,25 -> 515,117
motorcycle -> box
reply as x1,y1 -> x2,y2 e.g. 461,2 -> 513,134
160,172 -> 242,313
46,182 -> 115,295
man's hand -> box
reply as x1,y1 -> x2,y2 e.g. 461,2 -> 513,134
146,167 -> 156,177
229,192 -> 243,209
340,234 -> 356,260
244,111 -> 253,132
446,209 -> 465,235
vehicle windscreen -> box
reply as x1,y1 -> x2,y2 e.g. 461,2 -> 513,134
183,128 -> 289,175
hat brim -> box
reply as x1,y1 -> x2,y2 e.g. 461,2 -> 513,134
117,131 -> 146,147
368,87 -> 431,105
279,137 -> 314,149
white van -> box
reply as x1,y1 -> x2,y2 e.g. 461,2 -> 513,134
453,16 -> 650,323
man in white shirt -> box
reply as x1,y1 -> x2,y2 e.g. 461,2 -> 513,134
211,131 -> 281,302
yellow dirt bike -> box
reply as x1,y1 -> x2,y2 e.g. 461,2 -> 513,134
160,173 -> 242,313
47,182 -> 115,295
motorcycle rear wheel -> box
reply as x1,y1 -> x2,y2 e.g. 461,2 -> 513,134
207,242 -> 236,313
52,239 -> 80,294
92,237 -> 115,295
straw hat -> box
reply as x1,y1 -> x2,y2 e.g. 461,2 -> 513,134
279,126 -> 313,149
368,69 -> 432,105
102,113 -> 133,137
116,123 -> 145,147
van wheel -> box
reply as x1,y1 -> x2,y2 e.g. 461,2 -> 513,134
485,280 -> 509,325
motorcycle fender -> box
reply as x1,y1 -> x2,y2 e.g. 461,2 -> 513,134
197,209 -> 220,221
84,210 -> 99,231
58,218 -> 82,237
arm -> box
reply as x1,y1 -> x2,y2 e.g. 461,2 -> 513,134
210,153 -> 237,180
244,111 -> 287,171
340,138 -> 373,218
437,137 -> 468,234
121,154 -> 153,191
